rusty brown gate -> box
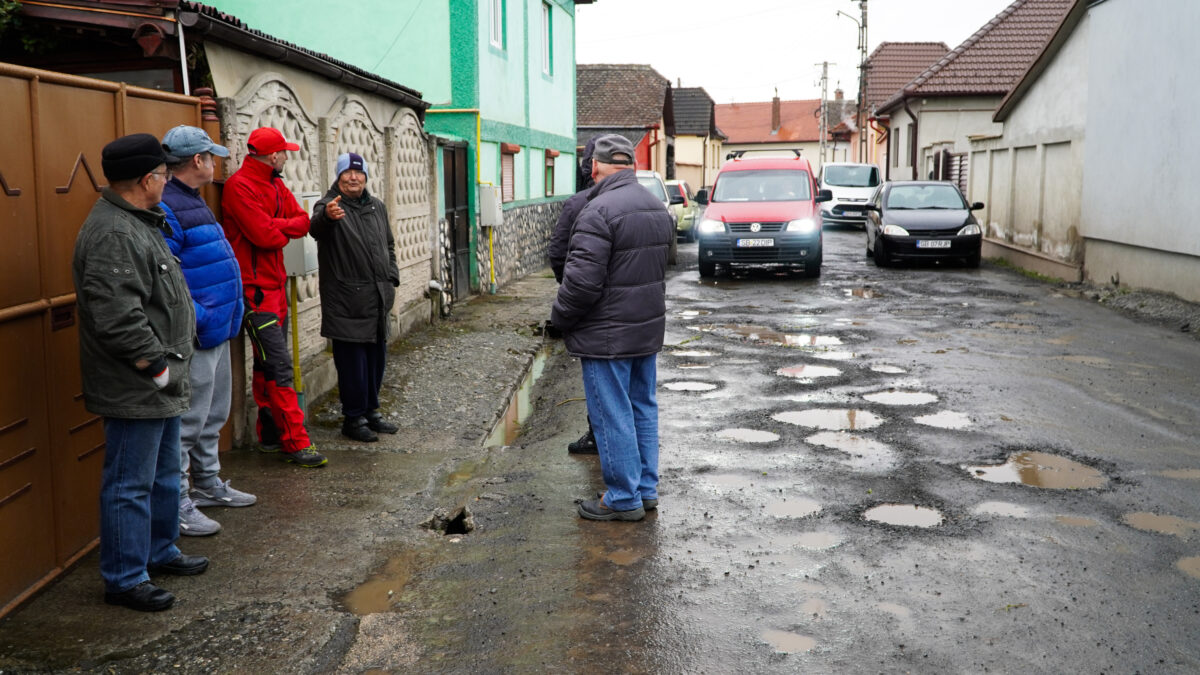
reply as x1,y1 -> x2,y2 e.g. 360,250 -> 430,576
0,62 -> 206,618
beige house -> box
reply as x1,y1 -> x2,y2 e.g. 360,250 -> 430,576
862,42 -> 950,174
670,87 -> 725,190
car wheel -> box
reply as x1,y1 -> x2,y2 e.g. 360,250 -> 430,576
873,238 -> 889,267
698,260 -> 716,277
668,236 -> 678,265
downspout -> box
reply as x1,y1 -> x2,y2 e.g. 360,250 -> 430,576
902,94 -> 918,180
869,117 -> 887,180
174,11 -> 190,95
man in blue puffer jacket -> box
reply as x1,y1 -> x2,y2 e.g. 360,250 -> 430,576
160,126 -> 257,538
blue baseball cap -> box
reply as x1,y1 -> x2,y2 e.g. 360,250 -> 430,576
162,125 -> 230,158
335,152 -> 368,178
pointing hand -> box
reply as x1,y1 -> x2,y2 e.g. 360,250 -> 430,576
325,195 -> 345,221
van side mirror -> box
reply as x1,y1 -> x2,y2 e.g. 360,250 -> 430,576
815,189 -> 833,203
863,203 -> 879,211
970,201 -> 985,211
695,188 -> 709,205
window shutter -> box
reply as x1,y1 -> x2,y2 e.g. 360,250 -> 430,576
501,153 -> 514,202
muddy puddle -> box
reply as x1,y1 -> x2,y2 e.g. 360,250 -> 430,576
667,349 -> 717,357
870,365 -> 906,374
863,390 -> 938,405
972,501 -> 1030,518
1122,512 -> 1200,538
773,408 -> 884,431
483,345 -> 552,446
716,428 -> 780,443
765,497 -> 822,519
805,350 -> 858,361
1177,557 -> 1200,579
914,411 -> 972,429
663,381 -> 718,392
777,364 -> 842,380
863,504 -> 944,528
704,474 -> 761,490
341,550 -> 423,615
697,323 -> 842,350
805,432 -> 896,470
762,629 -> 816,654
965,452 -> 1108,489
846,287 -> 883,299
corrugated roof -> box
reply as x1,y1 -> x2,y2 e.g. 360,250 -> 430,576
577,64 -> 671,129
864,42 -> 950,113
878,0 -> 1074,113
714,99 -> 822,144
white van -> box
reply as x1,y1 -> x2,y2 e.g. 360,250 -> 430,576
818,162 -> 881,228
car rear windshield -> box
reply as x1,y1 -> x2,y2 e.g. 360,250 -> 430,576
713,170 -> 812,202
666,183 -> 684,199
823,165 -> 879,188
885,184 -> 967,210
637,176 -> 667,201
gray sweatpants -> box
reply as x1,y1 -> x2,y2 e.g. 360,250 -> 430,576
180,342 -> 232,496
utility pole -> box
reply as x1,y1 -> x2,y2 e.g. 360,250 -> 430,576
816,61 -> 830,165
838,1 -> 869,162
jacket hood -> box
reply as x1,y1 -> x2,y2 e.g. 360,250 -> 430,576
577,137 -> 597,191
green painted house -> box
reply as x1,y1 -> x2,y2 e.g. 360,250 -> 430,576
207,0 -> 592,297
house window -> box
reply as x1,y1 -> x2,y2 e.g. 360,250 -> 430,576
490,0 -> 505,49
545,149 -> 559,196
907,123 -> 916,168
892,127 -> 900,168
541,2 -> 553,75
501,142 -> 521,202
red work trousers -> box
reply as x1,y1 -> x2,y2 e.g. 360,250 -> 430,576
244,309 -> 311,453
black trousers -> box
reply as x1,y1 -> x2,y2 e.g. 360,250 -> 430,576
331,334 -> 387,418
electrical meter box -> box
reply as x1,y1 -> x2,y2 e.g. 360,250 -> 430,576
479,185 -> 503,227
285,192 -> 321,276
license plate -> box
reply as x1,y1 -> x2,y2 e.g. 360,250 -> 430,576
842,209 -> 860,216
916,240 -> 951,249
737,238 -> 775,248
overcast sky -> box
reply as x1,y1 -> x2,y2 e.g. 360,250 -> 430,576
575,0 -> 1016,104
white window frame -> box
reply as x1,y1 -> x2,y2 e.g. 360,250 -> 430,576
490,0 -> 504,49
541,3 -> 552,75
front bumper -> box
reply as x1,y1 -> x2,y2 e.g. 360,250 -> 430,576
882,233 -> 981,259
822,203 -> 869,226
698,232 -> 821,265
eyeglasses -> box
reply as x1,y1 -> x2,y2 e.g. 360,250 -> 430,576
148,170 -> 169,182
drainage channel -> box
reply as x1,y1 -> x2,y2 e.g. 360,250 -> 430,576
483,343 -> 555,447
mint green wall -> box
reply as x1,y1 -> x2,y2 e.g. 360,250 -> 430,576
202,0 -> 451,104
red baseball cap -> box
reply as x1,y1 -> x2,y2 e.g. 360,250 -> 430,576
247,127 -> 300,154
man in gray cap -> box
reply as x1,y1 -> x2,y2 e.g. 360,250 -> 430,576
159,125 -> 256,538
73,133 -> 207,612
551,134 -> 674,522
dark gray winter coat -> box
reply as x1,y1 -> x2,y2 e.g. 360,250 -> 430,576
310,186 -> 399,342
551,169 -> 674,359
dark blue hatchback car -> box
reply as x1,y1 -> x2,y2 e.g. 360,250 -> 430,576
864,181 -> 985,268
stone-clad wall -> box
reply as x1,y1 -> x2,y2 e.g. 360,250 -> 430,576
477,200 -> 564,291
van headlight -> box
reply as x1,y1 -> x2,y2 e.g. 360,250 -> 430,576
697,218 -> 724,234
881,224 -> 909,236
786,218 -> 817,233
957,223 -> 981,236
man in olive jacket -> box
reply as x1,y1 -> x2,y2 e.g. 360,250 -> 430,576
73,133 -> 207,612
310,152 -> 400,442
551,134 -> 674,522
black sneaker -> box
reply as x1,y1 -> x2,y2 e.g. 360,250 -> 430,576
366,411 -> 399,434
283,446 -> 328,467
567,428 -> 597,455
341,417 -> 379,443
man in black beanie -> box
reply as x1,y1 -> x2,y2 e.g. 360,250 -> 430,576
73,133 -> 208,612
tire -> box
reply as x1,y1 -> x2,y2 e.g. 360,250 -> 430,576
873,238 -> 889,267
698,260 -> 716,277
668,236 -> 678,265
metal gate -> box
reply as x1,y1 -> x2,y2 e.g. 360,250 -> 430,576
443,144 -> 471,299
934,149 -> 969,194
0,63 -> 204,618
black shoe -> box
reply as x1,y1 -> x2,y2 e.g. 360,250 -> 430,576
596,492 -> 657,511
567,429 -> 598,455
148,554 -> 209,576
341,416 -> 379,443
366,411 -> 399,434
577,498 -> 645,522
105,581 -> 174,612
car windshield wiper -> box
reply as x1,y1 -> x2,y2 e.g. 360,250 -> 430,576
887,206 -> 914,210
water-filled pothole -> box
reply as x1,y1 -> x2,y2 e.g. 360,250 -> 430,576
777,364 -> 842,380
667,349 -> 717,357
341,549 -> 423,615
1177,556 -> 1200,579
965,452 -> 1108,489
806,350 -> 857,361
805,432 -> 896,469
484,345 -> 552,446
863,504 -> 944,527
676,309 -> 712,317
870,365 -> 906,374
716,428 -> 780,443
972,501 -> 1030,518
846,287 -> 883,299
914,411 -> 972,429
698,323 -> 842,349
765,498 -> 821,518
762,629 -> 816,654
793,531 -> 842,550
863,390 -> 938,405
1122,512 -> 1200,538
773,409 -> 884,430
663,381 -> 718,392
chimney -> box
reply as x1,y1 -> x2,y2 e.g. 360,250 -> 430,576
835,88 -> 844,101
771,94 -> 781,133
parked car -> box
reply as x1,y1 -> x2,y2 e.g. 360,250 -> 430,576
665,179 -> 701,242
635,169 -> 677,265
693,154 -> 832,278
864,181 -> 985,267
818,162 -> 881,229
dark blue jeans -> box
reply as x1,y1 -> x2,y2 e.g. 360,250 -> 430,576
100,417 -> 182,593
580,355 -> 660,511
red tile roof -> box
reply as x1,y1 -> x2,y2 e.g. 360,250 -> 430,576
577,64 -> 671,129
864,42 -> 950,113
877,0 -> 1074,113
714,99 -> 822,144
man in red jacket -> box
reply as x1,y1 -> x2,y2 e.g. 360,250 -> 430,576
221,127 -> 326,467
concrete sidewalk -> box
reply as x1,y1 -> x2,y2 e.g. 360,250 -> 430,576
0,271 -> 567,673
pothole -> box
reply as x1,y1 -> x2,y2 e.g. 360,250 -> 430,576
676,309 -> 712,317
793,531 -> 842,550
663,381 -> 718,392
765,498 -> 821,519
805,432 -> 896,470
965,452 -> 1108,489
805,350 -> 857,361
777,364 -> 842,380
773,408 -> 884,431
762,629 -> 816,654
420,506 -> 475,535
716,428 -> 780,443
1122,512 -> 1200,538
341,549 -> 423,615
863,504 -> 944,528
483,344 -> 552,447
678,363 -> 712,369
914,410 -> 972,429
1177,557 -> 1200,579
667,349 -> 717,357
863,390 -> 938,405
697,323 -> 842,349
972,501 -> 1030,518
846,287 -> 883,299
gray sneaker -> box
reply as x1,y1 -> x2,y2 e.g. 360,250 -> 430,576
191,478 -> 257,508
179,496 -> 222,536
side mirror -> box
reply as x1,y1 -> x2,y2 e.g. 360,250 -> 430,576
863,203 -> 879,211
815,189 -> 833,203
695,189 -> 709,205
669,194 -> 685,205
970,201 -> 985,211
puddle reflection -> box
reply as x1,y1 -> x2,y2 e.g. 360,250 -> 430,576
965,452 -> 1108,489
716,428 -> 780,443
863,504 -> 944,528
773,408 -> 884,431
663,381 -> 718,392
765,498 -> 822,519
913,411 -> 972,429
777,364 -> 842,380
870,365 -> 906,374
972,501 -> 1030,518
863,390 -> 938,405
805,432 -> 896,470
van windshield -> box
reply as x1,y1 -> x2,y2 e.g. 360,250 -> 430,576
823,165 -> 879,188
713,170 -> 812,202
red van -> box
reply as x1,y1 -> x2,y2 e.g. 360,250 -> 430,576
694,154 -> 832,278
